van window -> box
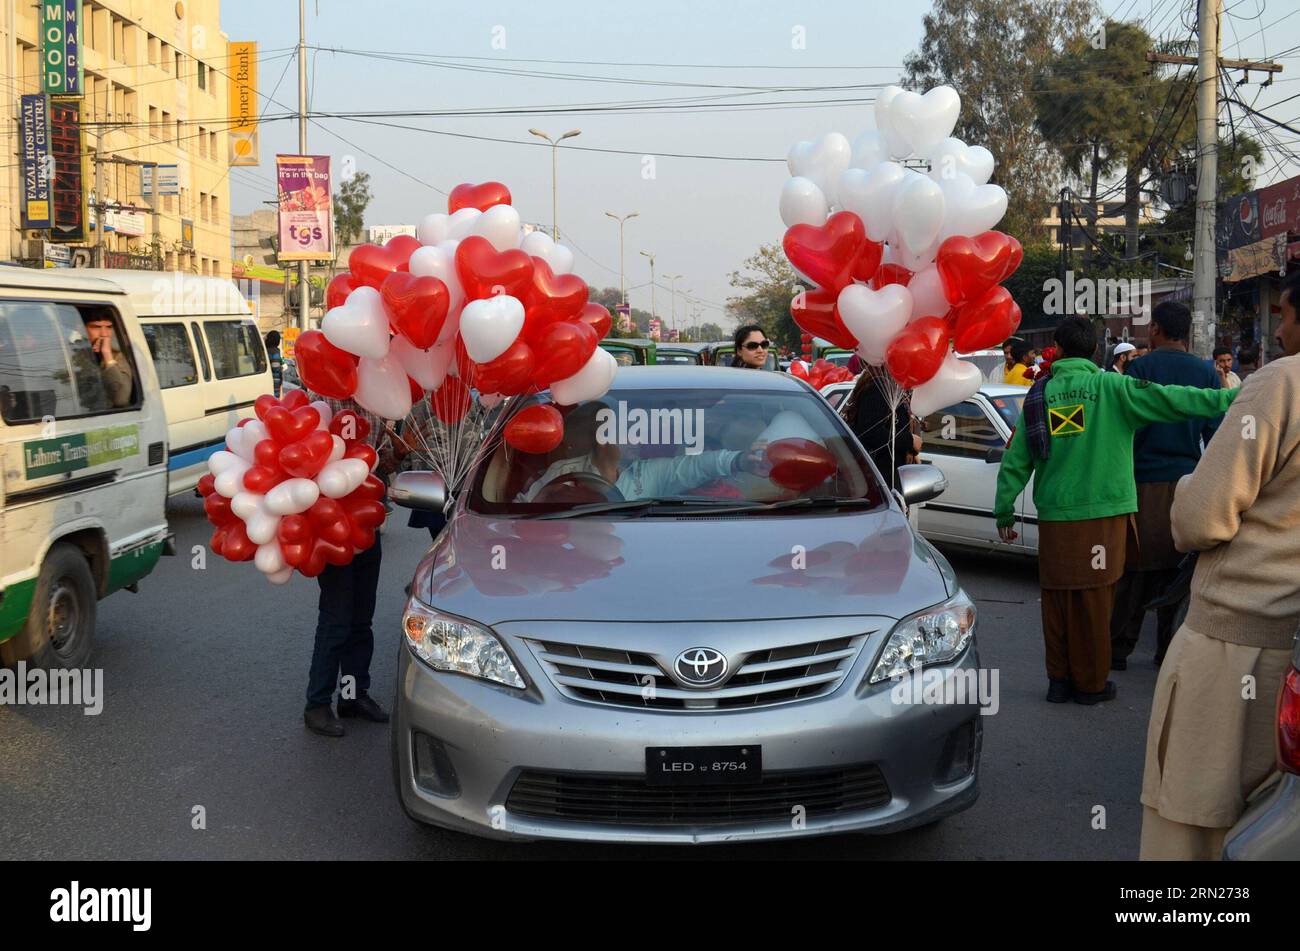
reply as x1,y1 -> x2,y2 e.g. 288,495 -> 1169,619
203,320 -> 266,379
141,323 -> 198,388
0,301 -> 140,424
190,321 -> 211,380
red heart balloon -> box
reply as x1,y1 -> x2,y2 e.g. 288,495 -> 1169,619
532,320 -> 598,387
329,409 -> 371,444
575,302 -> 612,340
851,239 -> 885,284
210,526 -> 228,557
952,286 -> 1022,353
475,338 -> 536,396
407,375 -> 425,404
254,438 -> 285,471
281,389 -> 310,411
254,393 -> 283,422
278,513 -> 315,546
349,235 -> 419,290
782,211 -> 867,292
524,257 -> 588,329
432,375 -> 473,425
279,430 -> 334,479
935,231 -> 1023,304
873,263 -> 915,290
380,272 -> 450,350
505,404 -> 565,454
243,465 -> 284,494
344,442 -> 378,471
197,472 -> 216,497
294,330 -> 358,400
326,272 -> 358,310
281,541 -> 311,570
318,537 -> 355,567
349,524 -> 377,551
221,522 -> 257,562
203,492 -> 236,527
789,361 -> 810,380
767,438 -> 838,493
307,497 -> 351,546
790,288 -> 856,350
263,405 -> 320,445
343,498 -> 387,531
455,235 -> 534,302
449,181 -> 513,214
885,316 -> 951,389
349,474 -> 386,502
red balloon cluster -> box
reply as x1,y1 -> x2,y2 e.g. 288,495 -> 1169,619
789,358 -> 853,391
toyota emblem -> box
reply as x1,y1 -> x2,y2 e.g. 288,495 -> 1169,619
673,647 -> 728,687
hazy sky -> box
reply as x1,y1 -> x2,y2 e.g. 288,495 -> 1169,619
223,0 -> 1300,331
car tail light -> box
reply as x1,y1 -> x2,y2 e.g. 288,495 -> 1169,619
1278,666 -> 1300,775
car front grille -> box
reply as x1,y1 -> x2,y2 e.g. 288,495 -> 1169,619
506,764 -> 891,826
529,634 -> 867,710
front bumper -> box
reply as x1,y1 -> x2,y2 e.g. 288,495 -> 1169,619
391,620 -> 984,844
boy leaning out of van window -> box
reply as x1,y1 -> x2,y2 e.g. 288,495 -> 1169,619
83,313 -> 133,408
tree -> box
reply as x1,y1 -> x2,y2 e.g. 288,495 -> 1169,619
904,0 -> 1097,243
726,244 -> 803,349
589,286 -> 655,337
333,171 -> 372,249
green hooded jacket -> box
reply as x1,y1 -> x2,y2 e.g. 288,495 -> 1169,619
994,357 -> 1237,526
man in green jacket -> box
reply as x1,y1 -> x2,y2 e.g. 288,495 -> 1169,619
994,317 -> 1236,705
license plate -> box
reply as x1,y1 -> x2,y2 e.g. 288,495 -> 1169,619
645,745 -> 762,786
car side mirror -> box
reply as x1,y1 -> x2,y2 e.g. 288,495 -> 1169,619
391,470 -> 447,513
897,463 -> 948,506
985,446 -> 1006,464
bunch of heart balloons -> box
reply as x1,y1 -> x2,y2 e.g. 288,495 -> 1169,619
788,358 -> 854,390
779,84 -> 1024,416
294,180 -> 617,455
198,390 -> 387,583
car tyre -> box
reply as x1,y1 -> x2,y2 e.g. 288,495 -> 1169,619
11,543 -> 97,670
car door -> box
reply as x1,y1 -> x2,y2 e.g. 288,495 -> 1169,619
915,398 -> 1027,551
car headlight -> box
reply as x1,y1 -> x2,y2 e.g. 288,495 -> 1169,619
868,591 -> 976,684
402,599 -> 525,689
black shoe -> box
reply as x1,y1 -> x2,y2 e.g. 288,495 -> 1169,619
1046,678 -> 1073,703
304,705 -> 345,737
1110,656 -> 1128,671
338,693 -> 389,723
1073,681 -> 1118,705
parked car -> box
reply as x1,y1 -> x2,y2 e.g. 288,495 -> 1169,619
391,366 -> 982,842
656,344 -> 707,366
599,338 -> 657,366
710,342 -> 777,370
1222,629 -> 1300,860
0,268 -> 172,669
821,380 -> 1038,555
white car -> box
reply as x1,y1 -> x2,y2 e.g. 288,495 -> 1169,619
821,381 -> 1038,555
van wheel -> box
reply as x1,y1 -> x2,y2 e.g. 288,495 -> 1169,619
18,544 -> 97,670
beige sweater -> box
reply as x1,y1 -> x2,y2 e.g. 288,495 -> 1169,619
1172,354 -> 1300,649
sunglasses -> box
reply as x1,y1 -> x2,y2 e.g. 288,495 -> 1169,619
742,340 -> 772,351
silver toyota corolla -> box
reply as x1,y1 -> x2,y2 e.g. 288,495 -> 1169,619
390,366 -> 983,843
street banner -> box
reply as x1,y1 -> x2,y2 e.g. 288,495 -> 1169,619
141,164 -> 180,198
1257,176 -> 1300,239
227,41 -> 259,166
48,98 -> 86,243
276,155 -> 334,261
180,219 -> 194,250
282,326 -> 301,359
1218,193 -> 1261,251
20,94 -> 52,228
41,0 -> 84,96
1223,234 -> 1286,283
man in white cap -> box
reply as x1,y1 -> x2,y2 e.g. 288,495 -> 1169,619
1109,341 -> 1137,374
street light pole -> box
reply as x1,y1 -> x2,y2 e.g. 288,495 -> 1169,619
605,210 -> 639,306
640,250 -> 656,335
297,0 -> 310,331
664,273 -> 683,335
530,128 -> 581,240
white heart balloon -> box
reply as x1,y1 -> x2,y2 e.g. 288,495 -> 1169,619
787,133 -> 851,205
230,490 -> 263,521
209,449 -> 244,475
265,565 -> 295,585
255,542 -> 285,575
308,401 -> 334,431
838,284 -> 912,366
212,455 -> 252,498
874,85 -> 912,159
907,264 -> 953,322
224,424 -> 246,457
927,137 -> 995,186
354,352 -> 414,420
316,458 -> 370,499
936,174 -> 1007,242
838,162 -> 908,243
322,285 -> 390,360
892,175 -> 946,257
472,204 -> 522,252
327,433 -> 346,463
849,130 -> 888,170
910,354 -> 983,417
779,176 -> 828,228
551,347 -> 617,406
446,207 -> 482,240
390,334 -> 453,391
520,230 -> 574,274
460,295 -> 525,364
244,509 -> 281,546
889,85 -> 961,157
265,477 -> 321,516
408,245 -> 465,315
417,212 -> 450,246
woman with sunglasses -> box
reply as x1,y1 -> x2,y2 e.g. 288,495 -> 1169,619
731,325 -> 773,369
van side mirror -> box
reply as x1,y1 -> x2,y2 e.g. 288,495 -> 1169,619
897,463 -> 948,506
985,446 -> 1006,464
391,470 -> 447,513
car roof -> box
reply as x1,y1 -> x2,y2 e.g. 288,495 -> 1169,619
67,268 -> 251,316
608,365 -> 807,392
819,379 -> 1027,398
0,265 -> 128,295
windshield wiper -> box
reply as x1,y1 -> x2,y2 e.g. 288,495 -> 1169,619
657,497 -> 879,516
534,497 -> 757,520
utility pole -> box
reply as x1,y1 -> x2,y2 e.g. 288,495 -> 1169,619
640,250 -> 656,335
605,210 -> 638,306
665,273 -> 683,334
1148,5 -> 1281,357
297,0 -> 309,331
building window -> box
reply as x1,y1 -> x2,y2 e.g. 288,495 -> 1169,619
149,106 -> 159,139
175,119 -> 182,147
200,192 -> 209,222
197,126 -> 206,159
112,16 -> 124,62
209,130 -> 217,158
211,194 -> 219,224
175,51 -> 183,79
160,43 -> 171,73
197,62 -> 207,91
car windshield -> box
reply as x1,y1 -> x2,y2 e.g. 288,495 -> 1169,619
469,387 -> 885,515
988,393 -> 1025,429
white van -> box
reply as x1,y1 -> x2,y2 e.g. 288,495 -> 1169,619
71,270 -> 272,494
0,268 -> 171,669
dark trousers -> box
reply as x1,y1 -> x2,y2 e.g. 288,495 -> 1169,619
1041,584 -> 1116,694
306,534 -> 382,709
1110,567 -> 1180,662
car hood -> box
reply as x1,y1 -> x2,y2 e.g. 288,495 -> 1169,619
414,507 -> 953,625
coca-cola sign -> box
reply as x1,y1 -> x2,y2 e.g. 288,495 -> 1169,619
1258,177 -> 1300,238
